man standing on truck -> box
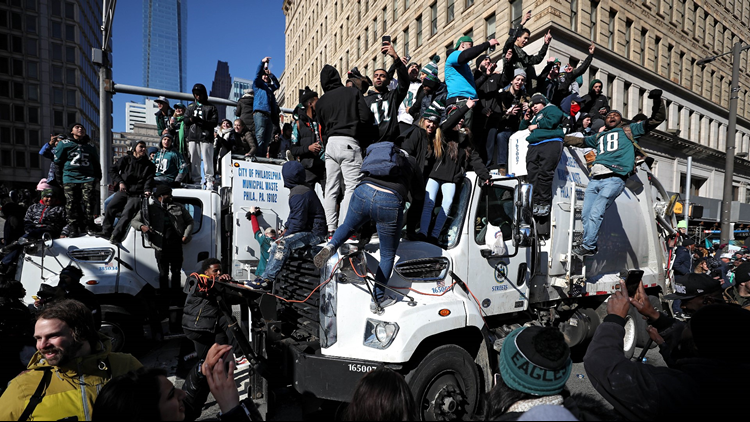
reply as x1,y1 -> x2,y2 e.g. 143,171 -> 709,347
247,161 -> 326,290
290,87 -> 326,189
364,40 -> 410,146
185,83 -> 219,190
253,57 -> 280,157
131,185 -> 193,295
0,299 -> 142,421
566,90 -> 665,256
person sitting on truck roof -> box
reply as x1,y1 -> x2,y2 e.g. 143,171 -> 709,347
417,99 -> 490,245
154,135 -> 188,187
245,207 -> 276,278
584,285 -> 750,420
289,87 -> 325,189
93,343 -> 261,422
247,161 -> 326,290
0,299 -> 142,421
102,140 -> 156,243
131,185 -> 193,295
2,187 -> 67,265
565,89 -> 666,257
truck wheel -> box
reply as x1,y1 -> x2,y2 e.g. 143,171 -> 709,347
406,345 -> 480,421
623,309 -> 637,360
635,295 -> 662,348
101,314 -> 140,352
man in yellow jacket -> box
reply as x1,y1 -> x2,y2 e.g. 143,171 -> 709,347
0,299 -> 142,421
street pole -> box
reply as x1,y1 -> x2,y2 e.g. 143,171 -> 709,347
720,41 -> 741,247
97,0 -> 117,212
684,156 -> 692,235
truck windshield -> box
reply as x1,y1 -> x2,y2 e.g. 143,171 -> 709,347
441,178 -> 472,249
474,185 -> 515,245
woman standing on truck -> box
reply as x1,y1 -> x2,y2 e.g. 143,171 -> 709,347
417,99 -> 490,244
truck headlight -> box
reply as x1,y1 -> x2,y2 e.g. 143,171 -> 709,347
364,319 -> 399,349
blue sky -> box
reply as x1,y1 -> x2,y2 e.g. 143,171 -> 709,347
110,1 -> 287,132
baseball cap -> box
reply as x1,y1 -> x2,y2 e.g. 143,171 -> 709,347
720,253 -> 732,259
664,273 -> 722,301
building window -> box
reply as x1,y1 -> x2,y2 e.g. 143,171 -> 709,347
654,36 -> 661,73
52,65 -> 63,83
667,44 -> 674,80
13,82 -> 23,99
52,21 -> 62,39
65,24 -> 75,41
570,0 -> 578,31
0,149 -> 10,166
393,0 -> 398,23
640,28 -> 647,66
66,89 -> 76,106
373,17 -> 377,40
485,14 -> 495,40
15,128 -> 25,145
510,0 -> 523,26
15,151 -> 25,167
27,61 -> 37,79
625,19 -> 633,59
590,1 -> 598,42
28,107 -> 38,123
405,0 -> 409,10
25,14 -> 36,33
447,0 -> 454,23
27,84 -> 38,101
416,15 -> 422,47
403,27 -> 409,56
383,7 -> 387,32
365,28 -> 369,49
65,1 -> 75,19
466,0 -> 474,8
66,46 -> 75,63
53,88 -> 63,105
29,130 -> 39,147
14,105 -> 24,122
357,37 -> 361,58
607,10 -> 616,50
431,3 -> 437,36
30,152 -> 39,169
66,68 -> 76,85
54,110 -> 64,127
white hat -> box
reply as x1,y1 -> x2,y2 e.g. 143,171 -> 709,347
720,253 -> 732,259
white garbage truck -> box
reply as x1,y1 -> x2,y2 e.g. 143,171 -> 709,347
15,143 -> 675,419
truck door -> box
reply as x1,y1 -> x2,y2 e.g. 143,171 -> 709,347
175,195 -> 215,279
466,179 -> 530,315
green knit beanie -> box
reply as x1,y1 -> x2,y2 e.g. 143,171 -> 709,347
422,99 -> 445,122
498,326 -> 572,396
455,35 -> 473,49
420,61 -> 439,82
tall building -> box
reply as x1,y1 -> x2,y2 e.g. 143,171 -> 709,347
0,0 -> 103,187
125,99 -> 158,132
142,0 -> 187,93
210,60 -> 232,122
283,0 -> 750,230
226,77 -> 253,120
112,123 -> 161,162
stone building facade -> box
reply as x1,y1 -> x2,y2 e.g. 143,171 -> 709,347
282,0 -> 750,229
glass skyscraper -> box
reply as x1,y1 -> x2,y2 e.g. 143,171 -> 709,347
142,0 -> 187,93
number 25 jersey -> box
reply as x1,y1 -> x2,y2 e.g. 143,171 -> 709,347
54,136 -> 101,184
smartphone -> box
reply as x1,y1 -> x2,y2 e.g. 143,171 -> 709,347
404,54 -> 411,63
487,34 -> 496,52
624,269 -> 644,297
382,35 -> 391,54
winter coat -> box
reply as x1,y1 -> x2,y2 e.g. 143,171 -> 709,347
0,335 -> 142,421
168,115 -> 189,155
182,274 -> 221,334
580,79 -> 610,118
154,147 -> 188,183
252,61 -> 280,115
519,104 -> 565,145
316,65 -> 373,143
428,105 -> 491,184
364,59 -> 410,145
54,135 -> 102,184
235,94 -> 256,131
583,315 -> 750,420
2,202 -> 25,244
131,201 -> 194,251
110,154 -> 156,195
502,25 -> 550,91
282,161 -> 326,237
291,106 -> 325,182
229,128 -> 257,156
673,246 -> 693,275
155,108 -> 174,136
185,88 -> 219,144
537,54 -> 594,106
409,82 -> 448,123
24,200 -> 66,237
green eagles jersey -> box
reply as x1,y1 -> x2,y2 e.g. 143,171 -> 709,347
54,138 -> 101,184
583,121 -> 646,176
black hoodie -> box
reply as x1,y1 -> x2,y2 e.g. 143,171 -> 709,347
315,65 -> 373,144
110,153 -> 156,195
185,84 -> 219,143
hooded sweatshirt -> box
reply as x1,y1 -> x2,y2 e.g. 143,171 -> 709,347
315,65 -> 373,143
185,84 -> 219,143
235,93 -> 256,133
110,153 -> 156,194
54,135 -> 101,184
580,79 -> 610,118
282,161 -> 326,237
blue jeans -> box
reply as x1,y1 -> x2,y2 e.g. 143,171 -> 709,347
261,231 -> 324,281
581,176 -> 626,250
329,183 -> 404,300
253,112 -> 273,157
485,129 -> 513,167
420,178 -> 456,238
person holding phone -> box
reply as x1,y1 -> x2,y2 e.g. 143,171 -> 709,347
290,87 -> 325,189
364,38 -> 410,144
483,68 -> 529,171
252,57 -> 280,158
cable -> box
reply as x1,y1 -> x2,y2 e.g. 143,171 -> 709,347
350,258 -> 458,297
264,256 -> 345,304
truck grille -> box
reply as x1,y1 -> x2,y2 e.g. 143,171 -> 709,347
275,250 -> 321,342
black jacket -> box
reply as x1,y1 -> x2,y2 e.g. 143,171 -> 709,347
584,315 -> 750,420
537,54 -> 593,105
185,91 -> 219,144
409,82 -> 447,123
234,94 -> 256,134
364,59 -> 410,144
110,154 -> 156,195
283,161 -> 326,237
155,108 -> 174,136
580,86 -> 610,119
428,105 -> 490,184
290,106 -> 325,182
316,65 -> 373,143
182,274 -> 221,334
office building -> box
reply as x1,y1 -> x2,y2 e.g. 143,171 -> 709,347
142,0 -> 188,93
282,0 -> 750,231
226,76 -> 253,120
0,0 -> 104,187
125,99 -> 158,132
210,60 -> 232,122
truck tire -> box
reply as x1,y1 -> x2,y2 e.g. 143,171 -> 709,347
623,309 -> 638,360
406,345 -> 480,421
635,295 -> 663,348
100,313 -> 141,352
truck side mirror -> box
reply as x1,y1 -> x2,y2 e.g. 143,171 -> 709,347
514,184 -> 534,247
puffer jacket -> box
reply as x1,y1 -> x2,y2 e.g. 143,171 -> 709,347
0,335 -> 142,421
182,273 -> 221,334
235,93 -> 256,132
131,201 -> 194,251
24,200 -> 67,237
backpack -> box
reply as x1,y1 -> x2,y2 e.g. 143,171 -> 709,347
360,142 -> 408,177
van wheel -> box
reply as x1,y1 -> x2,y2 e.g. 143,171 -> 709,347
406,345 -> 480,421
101,314 -> 140,352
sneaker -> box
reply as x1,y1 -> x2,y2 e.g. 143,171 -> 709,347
314,244 -> 335,268
235,355 -> 250,369
572,245 -> 597,256
245,277 -> 272,290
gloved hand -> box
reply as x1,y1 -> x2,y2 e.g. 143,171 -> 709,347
648,89 -> 662,99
